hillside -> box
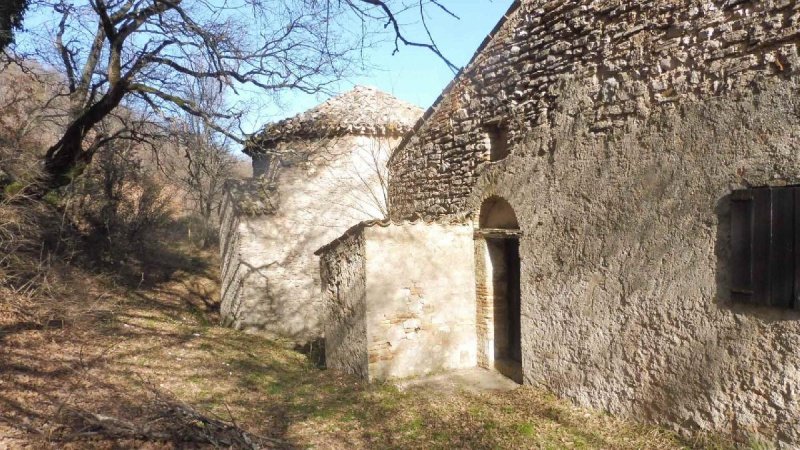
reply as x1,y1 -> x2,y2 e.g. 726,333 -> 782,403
0,242 -> 723,449
0,55 -> 741,450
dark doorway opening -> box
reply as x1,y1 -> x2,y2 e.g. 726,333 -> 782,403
486,236 -> 522,383
477,196 -> 522,383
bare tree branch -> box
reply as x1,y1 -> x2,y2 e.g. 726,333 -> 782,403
6,0 -> 462,191
351,0 -> 459,72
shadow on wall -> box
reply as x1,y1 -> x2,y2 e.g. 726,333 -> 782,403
326,285 -> 367,377
223,163 -> 386,341
319,230 -> 369,378
223,215 -> 338,342
222,258 -> 321,343
221,136 -> 394,342
221,260 -> 273,328
628,192 -> 800,440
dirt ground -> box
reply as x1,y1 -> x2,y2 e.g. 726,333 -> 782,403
0,253 -> 738,449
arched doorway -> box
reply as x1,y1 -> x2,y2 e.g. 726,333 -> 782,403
476,196 -> 522,383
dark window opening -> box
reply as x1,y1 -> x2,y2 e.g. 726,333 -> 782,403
730,185 -> 800,309
485,123 -> 509,162
252,154 -> 270,178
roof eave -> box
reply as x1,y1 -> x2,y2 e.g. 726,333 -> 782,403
388,0 -> 523,164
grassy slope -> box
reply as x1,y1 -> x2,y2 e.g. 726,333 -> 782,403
0,251 -> 736,449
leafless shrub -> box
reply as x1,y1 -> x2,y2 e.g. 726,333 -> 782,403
158,75 -> 242,249
4,0 -> 461,191
67,139 -> 175,262
0,193 -> 63,325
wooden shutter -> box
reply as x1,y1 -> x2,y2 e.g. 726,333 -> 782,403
730,186 -> 800,309
730,188 -> 759,304
795,190 -> 800,309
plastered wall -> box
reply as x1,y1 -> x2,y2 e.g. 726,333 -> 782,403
220,135 -> 397,340
364,222 -> 477,380
474,79 -> 800,443
321,222 -> 478,381
387,0 -> 800,444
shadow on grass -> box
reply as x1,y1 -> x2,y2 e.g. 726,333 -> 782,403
0,255 -> 708,450
0,309 -> 702,450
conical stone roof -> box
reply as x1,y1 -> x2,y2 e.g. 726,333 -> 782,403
245,86 -> 422,154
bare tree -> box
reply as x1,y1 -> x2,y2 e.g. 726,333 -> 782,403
5,0 -> 460,191
326,135 -> 393,219
67,107 -> 173,243
167,74 -> 238,247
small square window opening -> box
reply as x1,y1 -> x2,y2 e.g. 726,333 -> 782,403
485,123 -> 510,162
730,185 -> 800,309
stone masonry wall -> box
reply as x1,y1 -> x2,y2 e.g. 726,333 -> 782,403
387,0 -> 800,444
320,221 -> 477,380
220,135 -> 398,340
482,77 -> 800,445
363,222 -> 477,380
320,228 -> 368,379
389,0 -> 800,220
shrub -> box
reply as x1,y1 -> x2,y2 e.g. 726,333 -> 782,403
3,180 -> 23,197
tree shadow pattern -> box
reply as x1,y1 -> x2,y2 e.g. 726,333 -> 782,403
0,257 -> 702,449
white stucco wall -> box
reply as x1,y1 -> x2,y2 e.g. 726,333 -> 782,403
220,135 -> 398,340
363,222 -> 477,380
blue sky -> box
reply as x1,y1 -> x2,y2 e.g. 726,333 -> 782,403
248,0 -> 514,131
17,0 -> 513,136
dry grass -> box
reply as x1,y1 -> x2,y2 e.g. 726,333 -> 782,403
0,249 -> 742,449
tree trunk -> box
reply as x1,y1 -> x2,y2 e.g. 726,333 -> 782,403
43,126 -> 91,187
40,83 -> 128,192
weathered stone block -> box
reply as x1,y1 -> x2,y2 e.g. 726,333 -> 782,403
319,221 -> 477,381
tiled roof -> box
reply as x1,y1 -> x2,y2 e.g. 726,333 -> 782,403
245,86 -> 422,155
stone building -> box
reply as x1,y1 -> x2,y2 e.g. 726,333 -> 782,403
220,86 -> 421,340
319,0 -> 800,444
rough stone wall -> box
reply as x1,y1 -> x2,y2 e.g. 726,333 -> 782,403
474,79 -> 800,445
320,229 -> 368,378
387,0 -> 800,444
219,135 -> 398,339
389,0 -> 800,220
363,222 -> 477,380
320,222 -> 477,380
499,80 -> 800,444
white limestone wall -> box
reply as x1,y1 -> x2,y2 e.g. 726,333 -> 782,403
363,222 -> 477,380
220,135 -> 398,340
219,191 -> 244,324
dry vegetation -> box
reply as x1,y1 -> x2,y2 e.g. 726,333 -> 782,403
0,52 -> 753,450
0,246 -> 740,449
